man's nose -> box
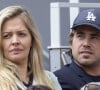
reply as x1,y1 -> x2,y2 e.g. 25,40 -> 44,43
83,39 -> 89,44
82,38 -> 91,47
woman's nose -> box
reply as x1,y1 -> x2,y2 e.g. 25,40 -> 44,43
11,35 -> 20,45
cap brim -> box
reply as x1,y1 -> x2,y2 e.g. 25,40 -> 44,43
72,23 -> 100,30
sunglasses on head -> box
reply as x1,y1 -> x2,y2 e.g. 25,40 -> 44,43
83,84 -> 100,90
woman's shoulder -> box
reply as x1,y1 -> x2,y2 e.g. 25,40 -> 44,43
44,70 -> 57,79
44,70 -> 62,90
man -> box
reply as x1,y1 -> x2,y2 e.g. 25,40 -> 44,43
54,8 -> 100,90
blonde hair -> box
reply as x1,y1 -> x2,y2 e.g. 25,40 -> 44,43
0,5 -> 55,90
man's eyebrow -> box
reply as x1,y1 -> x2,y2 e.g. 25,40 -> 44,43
76,31 -> 84,34
91,33 -> 100,36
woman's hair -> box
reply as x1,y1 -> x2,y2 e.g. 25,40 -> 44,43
0,5 -> 55,90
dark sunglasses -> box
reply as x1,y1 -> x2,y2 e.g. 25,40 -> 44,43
84,84 -> 100,90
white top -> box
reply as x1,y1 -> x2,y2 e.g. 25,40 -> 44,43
32,70 -> 62,90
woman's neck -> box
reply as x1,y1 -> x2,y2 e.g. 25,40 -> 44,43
17,64 -> 29,83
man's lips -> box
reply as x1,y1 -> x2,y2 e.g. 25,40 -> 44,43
79,51 -> 93,54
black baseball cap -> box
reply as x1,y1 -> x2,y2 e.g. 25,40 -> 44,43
72,8 -> 100,30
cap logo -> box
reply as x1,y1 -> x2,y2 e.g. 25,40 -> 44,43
86,12 -> 96,21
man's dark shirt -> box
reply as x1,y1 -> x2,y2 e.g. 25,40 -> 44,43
54,61 -> 100,90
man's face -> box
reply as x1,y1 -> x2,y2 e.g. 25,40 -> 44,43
71,25 -> 100,67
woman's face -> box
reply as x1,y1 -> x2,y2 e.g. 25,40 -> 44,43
2,17 -> 32,64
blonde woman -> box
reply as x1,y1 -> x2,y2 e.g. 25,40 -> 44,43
0,5 -> 62,90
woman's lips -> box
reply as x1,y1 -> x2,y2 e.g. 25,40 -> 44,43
10,48 -> 23,54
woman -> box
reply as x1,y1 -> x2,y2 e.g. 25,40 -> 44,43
0,5 -> 61,90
